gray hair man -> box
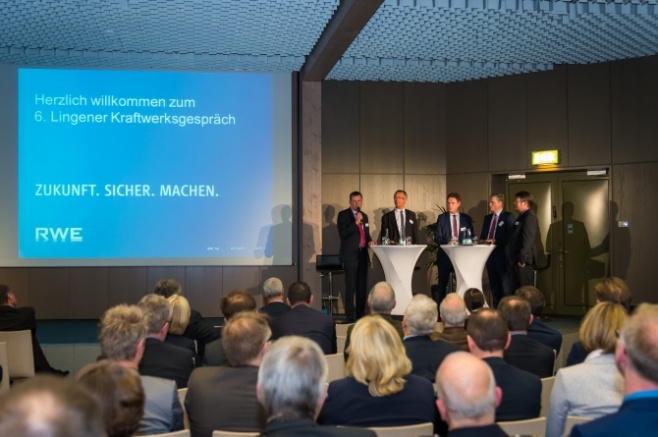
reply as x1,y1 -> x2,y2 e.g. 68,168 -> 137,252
434,293 -> 468,351
259,277 -> 290,321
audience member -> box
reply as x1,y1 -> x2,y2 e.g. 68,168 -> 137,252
0,284 -> 68,376
515,285 -> 562,353
270,281 -> 337,354
257,336 -> 375,436
318,315 -> 437,429
463,288 -> 486,315
435,352 -> 508,437
204,289 -> 258,366
77,360 -> 145,437
0,375 -> 105,437
165,294 -> 198,364
186,311 -> 269,437
546,303 -> 627,437
344,281 -> 402,356
153,278 -> 220,361
403,294 -> 458,382
99,304 -> 184,434
137,294 -> 194,388
434,293 -> 468,351
570,303 -> 658,436
259,277 -> 290,321
499,296 -> 554,378
466,308 -> 541,421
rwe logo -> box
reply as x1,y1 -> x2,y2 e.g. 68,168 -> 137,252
35,227 -> 83,242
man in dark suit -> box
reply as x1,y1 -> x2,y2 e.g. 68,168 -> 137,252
259,277 -> 290,322
507,191 -> 539,291
434,192 -> 474,305
0,284 -> 68,376
499,296 -> 554,378
380,189 -> 419,245
338,191 -> 374,321
186,311 -> 269,437
403,294 -> 458,382
480,193 -> 516,307
270,281 -> 337,354
137,294 -> 195,388
569,303 -> 658,437
257,336 -> 375,437
515,286 -> 562,354
466,308 -> 541,421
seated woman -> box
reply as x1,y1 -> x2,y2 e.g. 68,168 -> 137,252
463,288 -> 486,315
545,302 -> 627,437
165,294 -> 199,365
317,315 -> 437,429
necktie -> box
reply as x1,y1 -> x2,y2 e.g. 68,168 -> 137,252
452,215 -> 458,239
488,213 -> 498,240
399,210 -> 405,240
357,216 -> 365,248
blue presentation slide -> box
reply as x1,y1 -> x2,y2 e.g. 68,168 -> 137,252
17,68 -> 289,263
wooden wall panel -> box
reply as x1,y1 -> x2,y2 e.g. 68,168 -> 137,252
322,81 -> 360,174
404,83 -> 446,175
108,267 -> 147,307
361,174 -> 404,242
70,268 -> 108,319
568,63 -> 611,167
0,268 -> 30,305
446,80 -> 488,174
29,268 -> 70,319
404,175 -> 446,231
146,267 -> 186,293
611,56 -> 658,163
221,266 -> 260,307
185,266 -> 223,317
527,66 -> 568,168
488,74 -> 527,172
322,174 -> 359,256
360,82 -> 405,174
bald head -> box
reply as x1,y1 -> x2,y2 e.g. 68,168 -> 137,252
440,294 -> 466,327
367,282 -> 396,314
436,352 -> 500,430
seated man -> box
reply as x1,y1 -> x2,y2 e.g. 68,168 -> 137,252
515,286 -> 562,354
435,352 -> 508,437
256,335 -> 375,437
259,277 -> 290,322
467,308 -> 541,421
403,294 -> 458,382
270,281 -> 337,354
0,284 -> 68,376
434,293 -> 468,351
137,294 -> 195,389
499,296 -> 555,378
186,311 -> 270,437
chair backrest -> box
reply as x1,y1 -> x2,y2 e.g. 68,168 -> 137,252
316,255 -> 343,272
540,376 -> 555,417
149,430 -> 190,437
212,431 -> 259,437
497,417 -> 547,436
337,335 -> 347,354
563,416 -> 592,436
178,387 -> 190,429
335,323 -> 354,337
0,342 -> 10,396
0,330 -> 35,379
367,422 -> 433,437
325,353 -> 346,383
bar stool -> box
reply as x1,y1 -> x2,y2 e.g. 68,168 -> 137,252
316,255 -> 344,315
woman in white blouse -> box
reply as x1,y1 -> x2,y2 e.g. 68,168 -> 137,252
546,302 -> 627,437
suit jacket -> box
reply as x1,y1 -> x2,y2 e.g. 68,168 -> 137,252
566,341 -> 588,367
337,208 -> 372,263
139,337 -> 195,388
202,338 -> 229,367
344,314 -> 403,357
479,210 -> 515,246
186,365 -> 265,437
165,334 -> 199,366
0,305 -> 51,372
434,326 -> 469,352
404,335 -> 459,382
546,353 -> 624,437
261,418 -> 376,437
434,212 -> 474,245
183,309 -> 220,361
507,208 -> 539,266
137,375 -> 185,435
483,357 -> 541,421
270,304 -> 337,354
380,209 -> 419,244
528,318 -> 563,355
569,396 -> 658,437
259,301 -> 290,321
504,334 -> 555,378
448,424 -> 509,437
317,375 -> 437,429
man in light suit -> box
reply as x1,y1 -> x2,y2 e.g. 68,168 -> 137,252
480,193 -> 516,307
338,191 -> 374,321
380,189 -> 419,245
570,304 -> 658,437
434,192 -> 474,306
507,191 -> 539,291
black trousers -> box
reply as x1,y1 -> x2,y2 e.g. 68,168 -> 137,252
343,248 -> 369,319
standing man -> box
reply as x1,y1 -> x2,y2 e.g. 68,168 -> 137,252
480,193 -> 516,307
433,193 -> 474,305
380,189 -> 419,245
338,191 -> 374,321
508,191 -> 539,291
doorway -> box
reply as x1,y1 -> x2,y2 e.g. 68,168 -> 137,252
505,171 -> 610,316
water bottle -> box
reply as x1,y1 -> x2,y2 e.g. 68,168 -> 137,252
382,229 -> 390,246
463,228 -> 473,245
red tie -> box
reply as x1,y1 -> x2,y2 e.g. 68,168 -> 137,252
357,221 -> 365,248
452,215 -> 458,239
488,213 -> 498,240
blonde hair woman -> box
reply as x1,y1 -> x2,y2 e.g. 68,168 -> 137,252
317,315 -> 437,428
165,294 -> 197,364
546,303 -> 627,437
